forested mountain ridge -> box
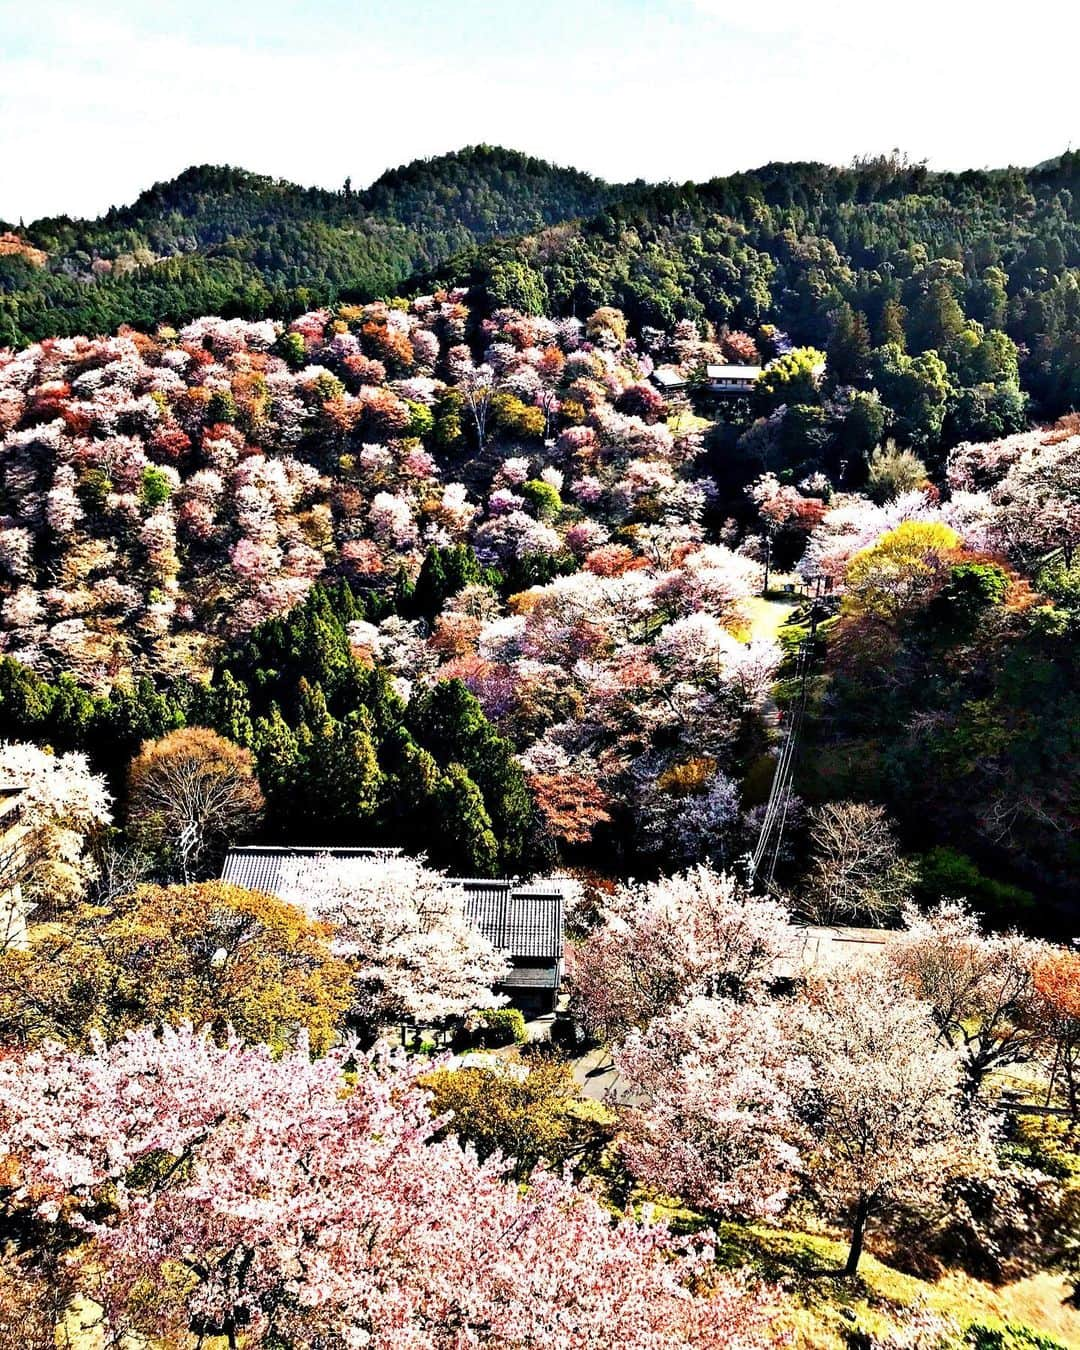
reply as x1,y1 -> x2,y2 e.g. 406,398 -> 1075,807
0,147 -> 619,346
429,151 -> 1080,418
5,147 -> 1080,424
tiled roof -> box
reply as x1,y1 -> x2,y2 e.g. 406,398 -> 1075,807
462,883 -> 564,961
220,847 -> 564,963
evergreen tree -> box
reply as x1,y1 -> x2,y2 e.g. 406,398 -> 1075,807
436,763 -> 499,875
826,302 -> 871,386
878,299 -> 907,349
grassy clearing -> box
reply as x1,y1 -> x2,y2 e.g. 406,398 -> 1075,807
707,1224 -> 1079,1349
666,409 -> 714,436
737,591 -> 804,645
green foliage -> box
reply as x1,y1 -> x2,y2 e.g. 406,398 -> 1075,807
0,580 -> 538,876
928,563 -> 1011,631
423,1056 -> 614,1181
963,1326 -> 1070,1350
520,478 -> 563,522
9,149 -> 1080,435
433,389 -> 465,452
491,391 -> 545,439
869,344 -> 953,449
409,679 -> 534,869
2,149 -> 614,346
278,330 -> 307,369
139,465 -> 173,510
755,347 -> 826,412
865,443 -> 928,503
913,846 -> 1035,919
406,401 -> 434,438
814,551 -> 1079,906
468,1007 -> 527,1048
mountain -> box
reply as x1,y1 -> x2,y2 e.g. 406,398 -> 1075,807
2,146 -> 1080,417
0,147 -> 618,346
420,151 -> 1080,416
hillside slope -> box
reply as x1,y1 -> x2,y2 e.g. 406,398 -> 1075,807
422,152 -> 1080,416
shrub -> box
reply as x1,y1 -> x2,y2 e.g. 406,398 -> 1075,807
964,1326 -> 1070,1350
914,846 -> 1034,919
470,1006 -> 527,1048
866,441 -> 929,503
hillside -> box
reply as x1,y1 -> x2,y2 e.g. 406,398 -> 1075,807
426,152 -> 1080,418
3,150 -> 1080,425
0,147 -> 617,346
1,148 -> 1079,1348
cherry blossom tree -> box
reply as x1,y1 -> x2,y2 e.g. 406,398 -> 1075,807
0,1027 -> 773,1349
789,968 -> 997,1274
570,865 -> 793,1042
990,431 -> 1080,566
278,851 -> 511,1030
0,741 -> 111,931
616,995 -> 807,1219
888,901 -> 1051,1092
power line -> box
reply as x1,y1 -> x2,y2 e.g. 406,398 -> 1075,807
749,577 -> 829,887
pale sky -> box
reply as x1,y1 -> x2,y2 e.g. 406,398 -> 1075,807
2,0 -> 1077,224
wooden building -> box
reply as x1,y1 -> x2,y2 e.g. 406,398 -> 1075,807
704,363 -> 763,395
221,846 -> 566,1014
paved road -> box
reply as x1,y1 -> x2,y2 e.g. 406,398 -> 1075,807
569,1046 -> 642,1106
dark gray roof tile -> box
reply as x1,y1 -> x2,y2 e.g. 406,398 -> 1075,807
221,848 -> 564,963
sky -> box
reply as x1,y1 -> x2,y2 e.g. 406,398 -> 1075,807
2,0 -> 1078,223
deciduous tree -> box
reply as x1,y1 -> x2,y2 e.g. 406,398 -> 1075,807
0,881 -> 351,1053
570,865 -> 792,1042
790,968 -> 997,1275
127,727 -> 264,882
888,901 -> 1049,1091
798,800 -> 915,926
279,851 -> 510,1032
0,1027 -> 771,1349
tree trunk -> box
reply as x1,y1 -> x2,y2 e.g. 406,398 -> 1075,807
844,1194 -> 871,1276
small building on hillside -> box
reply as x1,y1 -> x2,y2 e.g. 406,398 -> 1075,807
704,363 -> 763,395
650,366 -> 687,392
772,923 -> 902,981
221,846 -> 567,1014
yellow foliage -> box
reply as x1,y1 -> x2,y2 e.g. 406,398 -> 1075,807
0,882 -> 353,1054
656,757 -> 718,796
422,1057 -> 614,1181
843,520 -> 962,623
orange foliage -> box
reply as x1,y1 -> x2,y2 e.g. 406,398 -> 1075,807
528,772 -> 612,847
1035,951 -> 1080,1020
584,544 -> 644,578
0,232 -> 47,268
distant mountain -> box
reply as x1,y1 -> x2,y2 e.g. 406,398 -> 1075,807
416,150 -> 1080,415
0,147 -> 620,345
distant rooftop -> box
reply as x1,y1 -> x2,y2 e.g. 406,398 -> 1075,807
773,923 -> 902,979
705,363 -> 762,380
